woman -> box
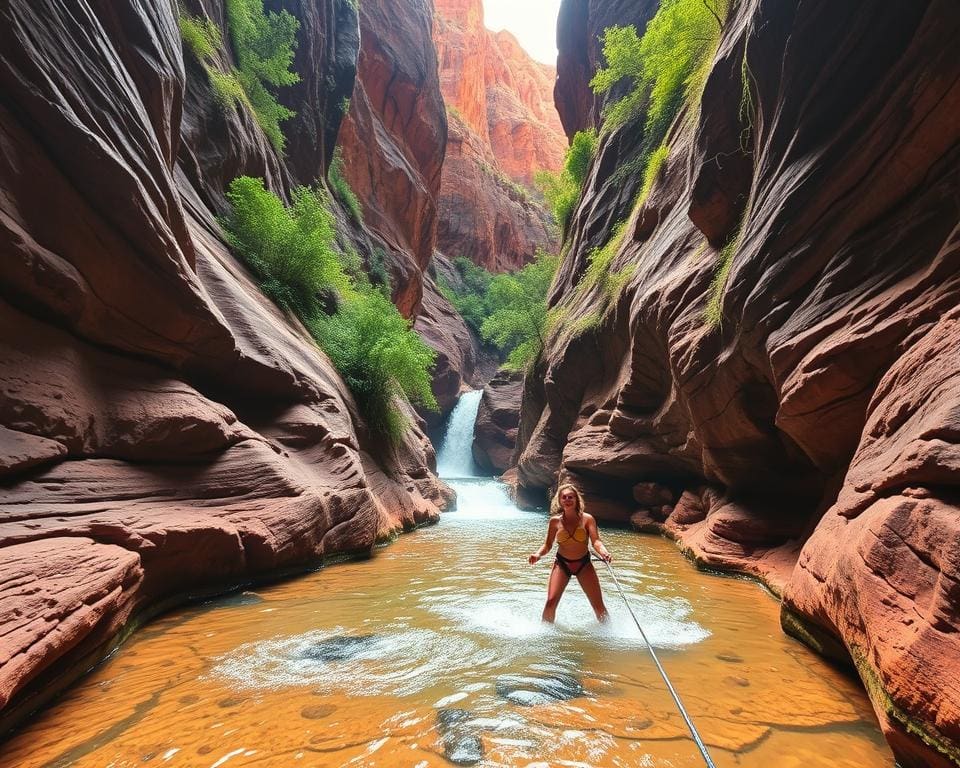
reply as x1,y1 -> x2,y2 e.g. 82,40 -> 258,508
528,483 -> 611,622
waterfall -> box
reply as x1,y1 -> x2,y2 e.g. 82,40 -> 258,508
436,390 -> 483,479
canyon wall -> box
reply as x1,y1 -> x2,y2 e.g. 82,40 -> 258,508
334,0 -> 481,417
433,0 -> 565,272
519,0 -> 960,765
0,0 -> 455,734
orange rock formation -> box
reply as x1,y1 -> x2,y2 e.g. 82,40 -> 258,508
433,0 -> 566,271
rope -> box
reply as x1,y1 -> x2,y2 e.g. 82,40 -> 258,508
594,556 -> 717,768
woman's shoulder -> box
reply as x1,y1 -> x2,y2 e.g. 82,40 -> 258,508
582,512 -> 596,526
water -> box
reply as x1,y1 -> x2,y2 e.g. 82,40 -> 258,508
436,390 -> 483,478
0,392 -> 892,767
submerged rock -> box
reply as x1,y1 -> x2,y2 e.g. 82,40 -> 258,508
436,708 -> 484,765
495,672 -> 584,706
296,635 -> 377,663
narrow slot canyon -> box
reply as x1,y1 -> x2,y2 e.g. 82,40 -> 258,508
0,0 -> 958,766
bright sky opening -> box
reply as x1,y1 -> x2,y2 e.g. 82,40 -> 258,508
482,0 -> 563,66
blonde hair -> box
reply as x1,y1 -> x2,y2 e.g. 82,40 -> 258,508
550,483 -> 585,518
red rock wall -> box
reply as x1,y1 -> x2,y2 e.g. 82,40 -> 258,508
0,0 -> 454,733
433,0 -> 565,271
337,0 -> 447,318
521,0 -> 960,764
333,0 -> 483,417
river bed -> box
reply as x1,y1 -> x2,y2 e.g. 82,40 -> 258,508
0,394 -> 891,768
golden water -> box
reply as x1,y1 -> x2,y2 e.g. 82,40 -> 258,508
0,477 -> 891,767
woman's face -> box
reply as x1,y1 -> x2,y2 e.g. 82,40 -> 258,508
559,489 -> 578,512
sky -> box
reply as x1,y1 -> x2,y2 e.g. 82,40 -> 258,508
482,0 -> 564,66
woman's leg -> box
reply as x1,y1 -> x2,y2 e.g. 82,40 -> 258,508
575,563 -> 608,621
542,563 -> 571,623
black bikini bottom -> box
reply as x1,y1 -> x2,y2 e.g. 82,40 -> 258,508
555,552 -> 592,577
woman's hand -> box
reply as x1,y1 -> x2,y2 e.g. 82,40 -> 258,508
597,550 -> 612,563
528,553 -> 541,565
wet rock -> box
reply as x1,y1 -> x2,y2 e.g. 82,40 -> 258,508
212,591 -> 264,608
300,704 -> 337,720
472,369 -> 524,473
494,672 -> 584,706
436,708 -> 483,765
297,635 -> 377,662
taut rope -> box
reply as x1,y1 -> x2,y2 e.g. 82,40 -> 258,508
595,556 -> 717,768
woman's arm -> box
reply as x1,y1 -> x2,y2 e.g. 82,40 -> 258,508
585,514 -> 612,562
528,518 -> 559,564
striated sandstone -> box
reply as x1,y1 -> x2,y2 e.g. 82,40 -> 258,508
433,0 -> 564,271
338,0 -> 447,318
518,0 -> 960,764
0,0 -> 451,735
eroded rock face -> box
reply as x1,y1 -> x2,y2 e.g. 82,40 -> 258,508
0,0 -> 451,732
472,369 -> 523,474
526,0 -> 960,764
433,0 -> 564,271
338,0 -> 447,318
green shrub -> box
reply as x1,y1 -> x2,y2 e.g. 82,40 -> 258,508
592,1 -> 726,139
224,0 -> 300,152
535,128 -> 598,230
221,176 -> 435,443
589,1 -> 726,223
436,257 -> 493,335
704,213 -> 746,328
222,176 -> 349,318
638,144 -> 669,205
180,13 -> 221,60
368,247 -> 391,290
329,147 -> 363,224
309,288 -> 437,442
481,250 -> 559,370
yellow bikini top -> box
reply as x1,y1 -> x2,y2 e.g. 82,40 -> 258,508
556,518 -> 588,544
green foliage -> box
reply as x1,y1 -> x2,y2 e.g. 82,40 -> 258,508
222,176 -> 436,443
368,247 -> 391,290
638,144 -> 669,205
705,212 -> 747,328
480,251 -> 559,370
208,69 -> 247,108
329,147 -> 363,224
224,0 -> 300,152
535,129 -> 598,230
180,13 -> 221,60
438,257 -> 494,335
584,221 -> 633,302
547,219 -> 636,344
589,1 -> 726,213
309,288 -> 437,442
589,25 -> 645,132
591,1 -> 726,139
222,176 -> 349,318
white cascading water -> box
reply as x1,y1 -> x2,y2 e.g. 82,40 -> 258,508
435,389 -> 483,478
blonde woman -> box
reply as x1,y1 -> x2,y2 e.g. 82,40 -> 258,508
528,483 -> 611,622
